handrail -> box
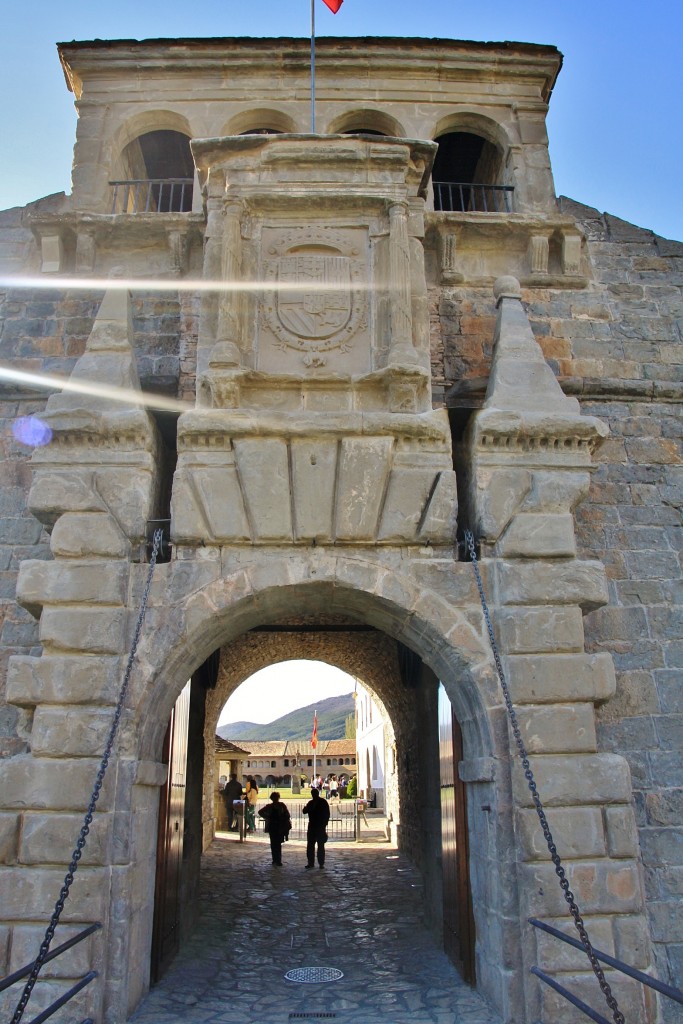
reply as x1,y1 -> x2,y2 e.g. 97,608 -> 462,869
0,924 -> 101,993
109,177 -> 194,214
25,972 -> 97,1024
529,917 -> 683,1005
531,967 -> 612,1024
433,180 -> 514,213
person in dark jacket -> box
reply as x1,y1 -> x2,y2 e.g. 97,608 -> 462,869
302,786 -> 331,869
258,792 -> 292,866
222,774 -> 243,831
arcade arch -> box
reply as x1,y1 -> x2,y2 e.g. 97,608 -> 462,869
326,108 -> 406,137
431,114 -> 513,212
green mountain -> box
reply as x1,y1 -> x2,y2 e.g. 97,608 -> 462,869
218,693 -> 355,742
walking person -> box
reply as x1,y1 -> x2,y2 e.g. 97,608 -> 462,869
258,792 -> 292,867
302,786 -> 330,869
244,775 -> 258,833
222,773 -> 243,831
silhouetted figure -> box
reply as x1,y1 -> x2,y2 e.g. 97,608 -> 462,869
303,787 -> 331,869
258,792 -> 292,866
222,774 -> 243,831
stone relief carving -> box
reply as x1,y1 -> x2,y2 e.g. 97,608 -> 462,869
260,226 -> 369,371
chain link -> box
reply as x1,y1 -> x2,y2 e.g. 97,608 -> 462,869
464,530 -> 625,1024
10,530 -> 164,1024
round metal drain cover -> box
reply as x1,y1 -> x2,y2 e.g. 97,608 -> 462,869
284,967 -> 344,984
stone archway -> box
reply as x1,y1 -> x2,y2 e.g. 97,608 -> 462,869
113,554 -> 516,1021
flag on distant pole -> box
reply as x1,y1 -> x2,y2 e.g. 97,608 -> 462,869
311,0 -> 344,133
311,709 -> 318,784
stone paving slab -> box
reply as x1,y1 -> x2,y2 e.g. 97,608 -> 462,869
129,832 -> 501,1024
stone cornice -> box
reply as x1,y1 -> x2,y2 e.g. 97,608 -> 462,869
59,37 -> 562,103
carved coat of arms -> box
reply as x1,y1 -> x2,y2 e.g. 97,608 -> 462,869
262,229 -> 367,367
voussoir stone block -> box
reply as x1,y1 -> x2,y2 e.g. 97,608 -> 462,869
497,559 -> 609,610
16,560 -> 128,616
498,512 -> 576,558
6,655 -> 122,706
39,607 -> 127,654
512,753 -> 632,807
233,438 -> 292,541
50,512 -> 131,559
417,470 -> 459,544
505,652 -> 617,704
335,437 -> 394,541
379,467 -> 443,542
515,702 -> 597,753
495,605 -> 584,654
291,439 -> 337,541
517,805 -> 606,860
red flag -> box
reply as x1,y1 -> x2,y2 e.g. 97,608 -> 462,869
322,0 -> 343,12
311,711 -> 318,749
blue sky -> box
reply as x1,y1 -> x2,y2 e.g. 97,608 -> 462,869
219,661 -> 355,726
2,0 -> 682,240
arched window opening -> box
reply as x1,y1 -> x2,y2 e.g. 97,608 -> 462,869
432,131 -> 512,213
238,128 -> 282,135
111,130 -> 194,214
341,128 -> 387,136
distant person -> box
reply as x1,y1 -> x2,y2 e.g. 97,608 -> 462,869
329,775 -> 339,800
244,776 -> 258,833
222,773 -> 243,831
258,792 -> 292,866
303,787 -> 331,869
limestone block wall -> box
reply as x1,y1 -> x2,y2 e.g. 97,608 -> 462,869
433,205 -> 682,1014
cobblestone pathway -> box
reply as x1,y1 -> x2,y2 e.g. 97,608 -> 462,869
129,831 -> 502,1024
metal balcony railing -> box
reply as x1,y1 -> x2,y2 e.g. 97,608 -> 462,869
433,181 -> 514,213
109,178 -> 194,214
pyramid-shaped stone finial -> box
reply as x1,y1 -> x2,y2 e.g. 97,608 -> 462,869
484,276 -> 580,415
43,286 -> 144,419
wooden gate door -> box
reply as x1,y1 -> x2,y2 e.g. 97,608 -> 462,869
151,680 -> 191,982
438,684 -> 476,983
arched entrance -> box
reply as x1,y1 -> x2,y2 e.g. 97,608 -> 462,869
108,554 -> 516,1022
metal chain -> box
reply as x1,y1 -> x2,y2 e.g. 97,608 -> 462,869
11,530 -> 164,1024
464,529 -> 625,1024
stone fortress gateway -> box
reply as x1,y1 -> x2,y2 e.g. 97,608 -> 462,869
0,33 -> 680,1024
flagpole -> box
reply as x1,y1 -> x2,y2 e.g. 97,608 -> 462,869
313,708 -> 317,782
310,0 -> 316,133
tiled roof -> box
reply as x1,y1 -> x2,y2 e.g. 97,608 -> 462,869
234,740 -> 288,756
215,736 -> 250,755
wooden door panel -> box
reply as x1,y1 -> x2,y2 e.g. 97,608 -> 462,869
151,680 -> 191,982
